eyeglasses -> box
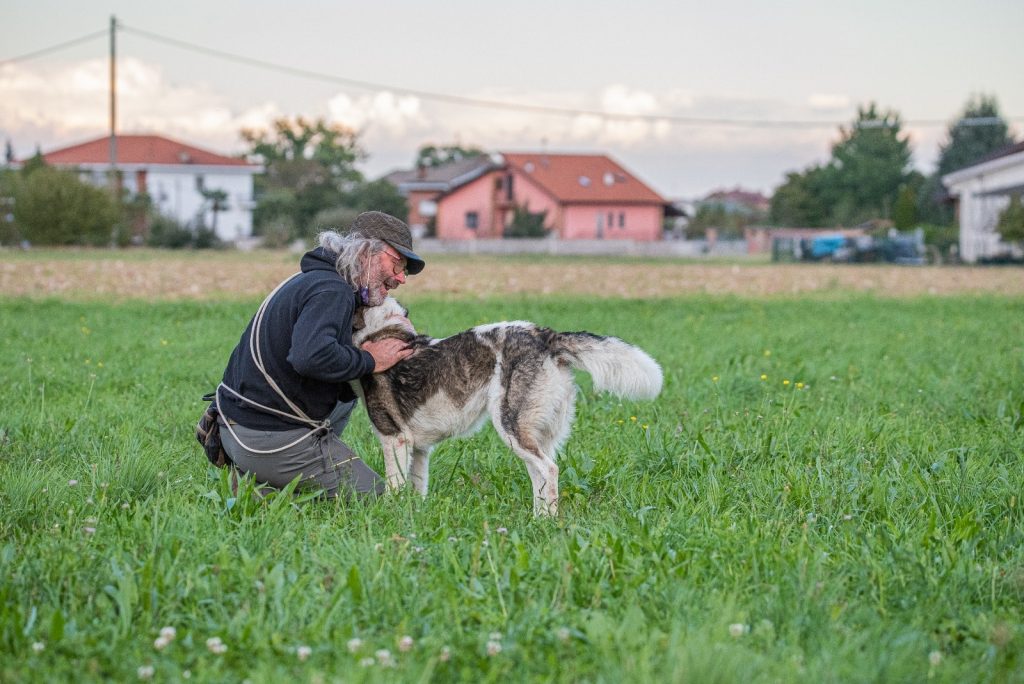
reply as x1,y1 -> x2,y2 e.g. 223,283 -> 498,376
381,249 -> 408,277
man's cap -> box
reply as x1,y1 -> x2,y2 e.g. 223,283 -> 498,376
350,211 -> 425,275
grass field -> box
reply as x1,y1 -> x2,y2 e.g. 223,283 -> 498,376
1,253 -> 1022,682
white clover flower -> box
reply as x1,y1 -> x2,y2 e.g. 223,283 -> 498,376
929,650 -> 942,666
182,670 -> 191,679
375,648 -> 395,666
448,536 -> 458,543
137,665 -> 155,680
489,631 -> 503,641
153,636 -> 169,650
486,640 -> 503,656
206,636 -> 227,654
296,645 -> 312,661
32,641 -> 45,654
159,626 -> 176,641
83,527 -> 96,535
68,480 -> 78,486
359,657 -> 375,667
496,527 -> 508,535
347,637 -> 363,653
729,623 -> 749,638
439,646 -> 451,662
398,635 -> 414,652
556,627 -> 571,643
374,543 -> 384,552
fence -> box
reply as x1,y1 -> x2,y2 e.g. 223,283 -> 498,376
414,237 -> 749,258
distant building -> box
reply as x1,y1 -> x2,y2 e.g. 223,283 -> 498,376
23,134 -> 262,243
385,152 -> 669,240
943,141 -> 1024,262
698,187 -> 770,216
383,155 -> 497,236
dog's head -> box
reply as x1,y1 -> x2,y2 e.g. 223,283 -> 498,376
352,296 -> 415,345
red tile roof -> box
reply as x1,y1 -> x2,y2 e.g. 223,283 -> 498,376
501,152 -> 664,204
37,134 -> 255,167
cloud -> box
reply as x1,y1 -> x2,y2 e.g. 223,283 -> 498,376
326,91 -> 425,135
0,57 -> 275,155
807,93 -> 851,111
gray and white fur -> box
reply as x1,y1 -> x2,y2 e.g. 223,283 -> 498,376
352,297 -> 663,516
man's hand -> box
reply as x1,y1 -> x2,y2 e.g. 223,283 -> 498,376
362,338 -> 412,373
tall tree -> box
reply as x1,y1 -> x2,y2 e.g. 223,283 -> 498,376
937,94 -> 1014,177
918,95 -> 1015,226
827,103 -> 912,225
242,117 -> 365,236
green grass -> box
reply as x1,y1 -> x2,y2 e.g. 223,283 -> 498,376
1,295 -> 1022,682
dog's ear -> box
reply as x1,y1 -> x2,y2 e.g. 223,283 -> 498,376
352,307 -> 366,332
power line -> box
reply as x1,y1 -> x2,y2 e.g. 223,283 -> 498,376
0,29 -> 108,66
7,23 -> 1023,130
121,23 -> 1024,130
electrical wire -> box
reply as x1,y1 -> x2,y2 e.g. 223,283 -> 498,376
0,29 -> 108,66
122,24 -> 1024,130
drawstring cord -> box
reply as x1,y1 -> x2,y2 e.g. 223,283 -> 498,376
216,272 -> 333,455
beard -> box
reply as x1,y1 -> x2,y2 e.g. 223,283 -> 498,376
360,270 -> 401,307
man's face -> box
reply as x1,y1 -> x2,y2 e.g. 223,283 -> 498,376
363,246 -> 408,306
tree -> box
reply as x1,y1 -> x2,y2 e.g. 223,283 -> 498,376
14,166 -> 120,245
918,94 -> 1015,226
200,187 -> 229,236
242,117 -> 365,237
996,194 -> 1024,248
769,168 -> 830,227
827,103 -> 912,224
504,206 -> 548,238
937,94 -> 1014,177
345,178 -> 408,221
770,103 -> 913,227
415,144 -> 484,169
892,184 -> 918,229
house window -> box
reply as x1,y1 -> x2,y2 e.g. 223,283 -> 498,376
618,212 -> 625,228
466,211 -> 479,230
195,175 -> 205,192
608,211 -> 614,229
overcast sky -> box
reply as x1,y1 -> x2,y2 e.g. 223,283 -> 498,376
2,0 -> 1022,199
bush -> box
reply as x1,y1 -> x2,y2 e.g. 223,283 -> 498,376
257,214 -> 297,249
13,167 -> 120,245
146,214 -> 194,249
504,206 -> 548,238
311,206 -> 362,236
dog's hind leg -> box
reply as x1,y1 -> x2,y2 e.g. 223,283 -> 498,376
379,434 -> 412,491
409,445 -> 432,497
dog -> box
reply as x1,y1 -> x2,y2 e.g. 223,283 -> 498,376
351,298 -> 662,516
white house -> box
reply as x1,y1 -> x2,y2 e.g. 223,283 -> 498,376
943,141 -> 1024,263
31,134 -> 262,243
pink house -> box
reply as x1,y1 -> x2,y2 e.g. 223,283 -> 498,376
429,152 -> 667,241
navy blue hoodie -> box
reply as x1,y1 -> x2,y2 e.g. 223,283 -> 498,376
217,247 -> 375,431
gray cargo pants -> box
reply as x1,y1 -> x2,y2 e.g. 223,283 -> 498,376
218,399 -> 386,499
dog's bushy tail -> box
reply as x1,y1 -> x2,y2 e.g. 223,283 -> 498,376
556,332 -> 663,400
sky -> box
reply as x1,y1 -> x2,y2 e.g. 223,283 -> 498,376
1,0 -> 1022,200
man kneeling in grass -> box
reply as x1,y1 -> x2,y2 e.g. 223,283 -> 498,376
204,211 -> 424,498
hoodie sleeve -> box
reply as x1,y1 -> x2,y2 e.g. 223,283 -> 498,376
287,290 -> 375,383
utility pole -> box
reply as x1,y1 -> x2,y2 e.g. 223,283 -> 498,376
109,15 -> 118,190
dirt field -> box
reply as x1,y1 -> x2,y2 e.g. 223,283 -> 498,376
1,249 -> 1022,300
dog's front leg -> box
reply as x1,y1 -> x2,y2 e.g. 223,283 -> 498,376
380,434 -> 411,491
409,446 -> 432,497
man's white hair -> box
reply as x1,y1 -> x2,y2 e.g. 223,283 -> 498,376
317,230 -> 388,288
